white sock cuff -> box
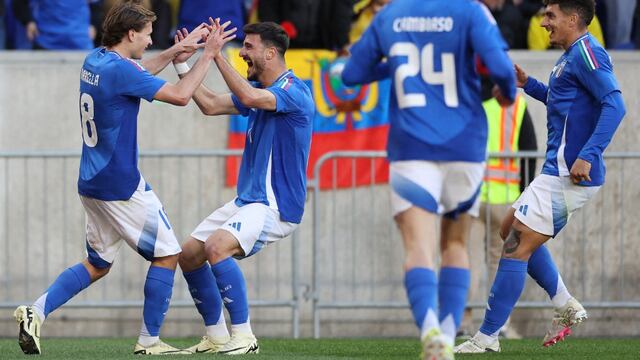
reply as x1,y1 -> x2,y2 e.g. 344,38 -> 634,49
231,319 -> 253,335
552,276 -> 571,308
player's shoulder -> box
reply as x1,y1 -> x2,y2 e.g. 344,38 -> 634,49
571,34 -> 611,72
273,71 -> 310,96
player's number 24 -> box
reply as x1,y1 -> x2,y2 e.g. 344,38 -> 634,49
390,42 -> 459,109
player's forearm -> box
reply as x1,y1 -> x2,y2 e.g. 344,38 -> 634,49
578,91 -> 626,163
142,46 -> 182,75
482,48 -> 516,102
173,54 -> 214,104
343,61 -> 389,86
523,77 -> 548,104
213,52 -> 259,105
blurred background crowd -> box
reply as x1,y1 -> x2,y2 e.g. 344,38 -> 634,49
0,0 -> 638,52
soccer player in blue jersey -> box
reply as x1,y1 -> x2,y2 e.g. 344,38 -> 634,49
172,20 -> 314,354
13,2 -> 238,356
341,1 -> 516,359
456,0 -> 626,353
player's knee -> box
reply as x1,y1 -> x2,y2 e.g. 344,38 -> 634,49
85,261 -> 111,280
152,254 -> 179,270
204,238 -> 231,264
178,237 -> 207,271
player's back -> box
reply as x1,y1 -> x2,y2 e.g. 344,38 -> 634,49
372,0 -> 503,162
77,48 -> 161,201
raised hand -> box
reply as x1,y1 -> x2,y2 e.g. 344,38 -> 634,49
173,23 -> 210,64
203,17 -> 238,59
514,64 -> 528,88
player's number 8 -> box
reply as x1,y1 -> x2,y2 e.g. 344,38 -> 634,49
80,93 -> 98,147
390,42 -> 459,109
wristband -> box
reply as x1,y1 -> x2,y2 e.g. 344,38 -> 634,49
174,62 -> 190,75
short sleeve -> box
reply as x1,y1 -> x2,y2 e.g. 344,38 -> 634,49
117,59 -> 166,102
231,95 -> 251,117
267,80 -> 301,114
573,41 -> 620,101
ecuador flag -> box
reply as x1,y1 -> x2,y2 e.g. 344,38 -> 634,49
226,49 -> 390,189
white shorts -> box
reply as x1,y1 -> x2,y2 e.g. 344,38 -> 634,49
191,199 -> 297,258
390,161 -> 484,218
513,174 -> 600,237
80,178 -> 181,268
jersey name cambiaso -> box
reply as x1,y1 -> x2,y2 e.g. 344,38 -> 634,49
346,0 -> 513,162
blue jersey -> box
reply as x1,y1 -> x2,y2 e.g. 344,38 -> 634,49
77,47 -> 165,200
523,33 -> 622,186
343,0 -> 515,162
231,70 -> 314,224
31,0 -> 95,50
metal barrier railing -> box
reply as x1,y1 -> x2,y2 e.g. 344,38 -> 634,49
311,150 -> 640,338
0,149 -> 301,338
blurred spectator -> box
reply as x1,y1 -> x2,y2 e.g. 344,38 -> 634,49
177,0 -> 246,44
258,0 -> 353,50
12,0 -> 102,50
512,0 -> 543,20
528,11 -> 605,49
634,1 -> 640,48
104,0 -> 173,49
484,0 -> 528,49
603,0 -> 637,48
1,0 -> 5,49
348,0 -> 390,45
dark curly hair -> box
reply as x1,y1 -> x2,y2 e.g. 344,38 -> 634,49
243,22 -> 290,59
102,1 -> 156,47
543,0 -> 595,27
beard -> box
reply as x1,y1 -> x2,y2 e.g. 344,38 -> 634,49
247,59 -> 265,81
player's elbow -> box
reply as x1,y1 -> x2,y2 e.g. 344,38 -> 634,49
202,105 -> 219,116
236,93 -> 260,108
170,93 -> 191,106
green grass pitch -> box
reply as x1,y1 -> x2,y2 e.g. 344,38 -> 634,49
0,338 -> 639,359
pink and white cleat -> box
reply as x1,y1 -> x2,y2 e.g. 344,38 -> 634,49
542,297 -> 587,347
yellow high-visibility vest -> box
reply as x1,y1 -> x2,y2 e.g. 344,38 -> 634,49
481,94 -> 527,204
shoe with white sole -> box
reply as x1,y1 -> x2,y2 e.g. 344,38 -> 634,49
454,332 -> 501,353
218,332 -> 259,355
542,297 -> 588,347
185,335 -> 230,354
133,340 -> 192,355
14,305 -> 42,355
421,328 -> 454,360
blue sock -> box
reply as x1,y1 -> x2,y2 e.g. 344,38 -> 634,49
404,268 -> 438,331
479,259 -> 528,336
183,263 -> 223,326
212,258 -> 248,325
142,266 -> 175,336
527,245 -> 559,298
35,263 -> 91,319
438,267 -> 470,338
